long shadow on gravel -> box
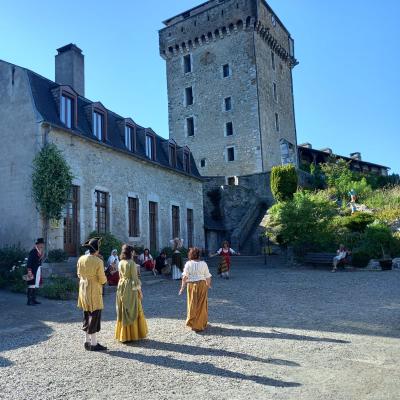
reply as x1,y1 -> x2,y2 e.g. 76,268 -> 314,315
107,350 -> 301,388
139,339 -> 301,366
201,326 -> 350,344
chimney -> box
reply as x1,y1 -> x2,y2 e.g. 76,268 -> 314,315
55,43 -> 85,96
320,147 -> 333,155
350,152 -> 362,161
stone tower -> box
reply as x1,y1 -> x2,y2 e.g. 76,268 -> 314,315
159,0 -> 298,179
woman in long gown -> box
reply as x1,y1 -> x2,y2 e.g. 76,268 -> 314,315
115,244 -> 148,343
211,240 -> 240,279
171,238 -> 184,280
179,247 -> 212,332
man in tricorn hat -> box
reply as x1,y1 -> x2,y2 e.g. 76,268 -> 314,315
77,237 -> 108,351
26,238 -> 45,306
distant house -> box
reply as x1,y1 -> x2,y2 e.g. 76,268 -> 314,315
0,44 -> 204,254
298,143 -> 390,176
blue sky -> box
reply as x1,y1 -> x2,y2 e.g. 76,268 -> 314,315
1,0 -> 399,173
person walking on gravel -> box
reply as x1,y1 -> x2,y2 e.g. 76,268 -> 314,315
77,237 -> 108,352
115,244 -> 148,343
179,247 -> 212,332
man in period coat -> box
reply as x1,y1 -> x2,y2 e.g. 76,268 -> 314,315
26,238 -> 45,306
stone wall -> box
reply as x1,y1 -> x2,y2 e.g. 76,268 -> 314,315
166,28 -> 262,177
0,63 -> 42,249
160,0 -> 298,177
47,126 -> 205,252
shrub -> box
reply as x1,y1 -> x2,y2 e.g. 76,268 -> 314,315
84,231 -> 123,260
267,190 -> 338,254
341,212 -> 375,232
270,164 -> 298,202
360,223 -> 397,258
351,250 -> 371,268
46,249 -> 68,263
0,246 -> 27,287
39,276 -> 77,300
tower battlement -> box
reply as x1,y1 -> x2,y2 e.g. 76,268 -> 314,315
159,0 -> 297,67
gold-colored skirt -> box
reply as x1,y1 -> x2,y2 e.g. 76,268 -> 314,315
186,280 -> 208,332
115,300 -> 148,342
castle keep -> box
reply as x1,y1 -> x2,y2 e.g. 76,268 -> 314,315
159,0 -> 298,179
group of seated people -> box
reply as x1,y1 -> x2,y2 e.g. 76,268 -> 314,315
105,248 -> 172,286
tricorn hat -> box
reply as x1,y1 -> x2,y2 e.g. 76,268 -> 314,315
82,237 -> 102,252
35,238 -> 45,245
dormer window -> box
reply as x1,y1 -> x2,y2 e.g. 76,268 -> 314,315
61,94 -> 74,128
125,124 -> 136,152
59,87 -> 77,129
145,130 -> 156,160
93,111 -> 104,141
183,148 -> 191,173
169,141 -> 177,168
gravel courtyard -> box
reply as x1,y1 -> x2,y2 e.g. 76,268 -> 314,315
1,257 -> 399,400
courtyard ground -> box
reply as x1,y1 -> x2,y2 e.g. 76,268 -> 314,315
0,256 -> 399,400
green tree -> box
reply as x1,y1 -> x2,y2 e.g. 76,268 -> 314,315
32,144 -> 73,247
270,164 -> 298,202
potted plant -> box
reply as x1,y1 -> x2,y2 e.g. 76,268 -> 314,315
379,246 -> 392,271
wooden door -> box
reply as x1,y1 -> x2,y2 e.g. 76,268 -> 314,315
64,186 -> 80,256
149,201 -> 158,253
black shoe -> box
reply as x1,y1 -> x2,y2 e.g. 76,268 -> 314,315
84,342 -> 91,351
90,343 -> 107,352
33,300 -> 41,304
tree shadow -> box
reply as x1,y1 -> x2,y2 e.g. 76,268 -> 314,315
107,350 -> 301,388
200,325 -> 350,344
134,339 -> 301,367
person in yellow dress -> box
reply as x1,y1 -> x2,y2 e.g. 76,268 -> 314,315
179,247 -> 212,332
77,237 -> 108,352
115,244 -> 148,343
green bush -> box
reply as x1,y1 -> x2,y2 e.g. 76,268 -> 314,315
270,164 -> 298,202
267,190 -> 338,254
351,250 -> 371,268
46,249 -> 69,263
39,276 -> 78,300
341,212 -> 375,232
84,231 -> 123,260
359,223 -> 397,258
0,246 -> 27,288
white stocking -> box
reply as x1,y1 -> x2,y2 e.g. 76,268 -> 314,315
91,333 -> 98,346
85,333 -> 91,343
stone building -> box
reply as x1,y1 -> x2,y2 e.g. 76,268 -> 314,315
298,143 -> 390,176
0,44 -> 205,254
159,0 -> 298,180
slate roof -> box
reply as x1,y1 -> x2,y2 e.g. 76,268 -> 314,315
25,69 -> 202,179
298,145 -> 390,171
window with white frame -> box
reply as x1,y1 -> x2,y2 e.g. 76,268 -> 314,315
125,125 -> 135,151
61,94 -> 74,128
146,134 -> 155,160
93,111 -> 104,140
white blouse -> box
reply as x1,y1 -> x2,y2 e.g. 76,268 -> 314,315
182,260 -> 212,282
217,248 -> 236,255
